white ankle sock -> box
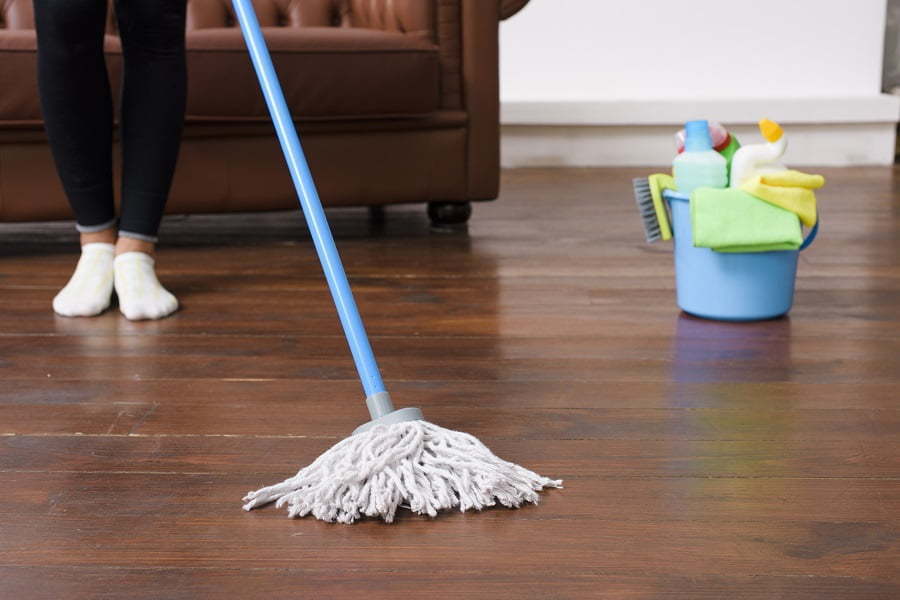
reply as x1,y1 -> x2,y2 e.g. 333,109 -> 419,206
53,243 -> 115,317
113,252 -> 179,320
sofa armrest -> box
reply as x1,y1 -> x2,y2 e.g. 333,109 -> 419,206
500,0 -> 531,20
459,0 -> 500,199
345,0 -> 509,199
456,0 -> 529,198
335,0 -> 502,200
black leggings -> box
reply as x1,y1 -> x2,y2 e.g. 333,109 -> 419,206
34,0 -> 187,242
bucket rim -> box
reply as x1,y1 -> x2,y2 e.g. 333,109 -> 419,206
663,190 -> 689,203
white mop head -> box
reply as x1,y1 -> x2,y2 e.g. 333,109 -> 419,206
242,420 -> 562,524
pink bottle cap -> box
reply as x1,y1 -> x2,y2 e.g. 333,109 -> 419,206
675,121 -> 729,153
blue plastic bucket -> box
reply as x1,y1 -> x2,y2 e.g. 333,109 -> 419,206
664,190 -> 818,321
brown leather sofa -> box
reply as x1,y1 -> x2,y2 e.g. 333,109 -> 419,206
0,0 -> 530,227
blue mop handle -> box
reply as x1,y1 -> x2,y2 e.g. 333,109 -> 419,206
232,0 -> 387,401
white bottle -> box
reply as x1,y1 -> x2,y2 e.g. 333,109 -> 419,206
729,118 -> 787,187
673,120 -> 727,196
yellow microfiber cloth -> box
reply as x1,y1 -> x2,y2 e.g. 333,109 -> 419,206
691,187 -> 803,253
741,169 -> 824,227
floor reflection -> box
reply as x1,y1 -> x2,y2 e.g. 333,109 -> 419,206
667,312 -> 797,481
671,312 -> 794,384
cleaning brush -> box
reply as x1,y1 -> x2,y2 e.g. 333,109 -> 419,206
633,173 -> 675,242
233,0 -> 561,524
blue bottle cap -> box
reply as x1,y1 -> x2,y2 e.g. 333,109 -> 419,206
684,120 -> 713,152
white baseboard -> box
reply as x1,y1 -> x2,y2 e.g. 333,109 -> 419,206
500,96 -> 900,167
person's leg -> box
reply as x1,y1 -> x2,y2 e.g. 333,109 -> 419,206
34,0 -> 118,317
113,0 -> 187,320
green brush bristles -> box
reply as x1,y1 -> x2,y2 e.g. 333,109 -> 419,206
633,177 -> 662,243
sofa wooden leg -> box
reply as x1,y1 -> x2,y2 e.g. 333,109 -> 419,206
428,202 -> 472,227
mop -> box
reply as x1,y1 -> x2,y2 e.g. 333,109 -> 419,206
233,0 -> 562,524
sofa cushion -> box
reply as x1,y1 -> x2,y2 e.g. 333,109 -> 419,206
0,32 -> 122,127
0,31 -> 39,125
186,26 -> 440,121
0,26 -> 439,125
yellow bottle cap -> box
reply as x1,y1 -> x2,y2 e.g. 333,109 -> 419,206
759,118 -> 783,142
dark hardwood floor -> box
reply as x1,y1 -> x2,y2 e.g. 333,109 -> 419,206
1,167 -> 898,599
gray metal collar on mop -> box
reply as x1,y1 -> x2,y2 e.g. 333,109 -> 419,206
232,0 -> 561,524
243,419 -> 563,524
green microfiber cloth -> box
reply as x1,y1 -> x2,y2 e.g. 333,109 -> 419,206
690,187 -> 803,253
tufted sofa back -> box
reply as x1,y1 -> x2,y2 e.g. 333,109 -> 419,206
0,0 -> 117,31
0,0 -> 434,38
188,0 -> 433,37
0,0 -> 33,29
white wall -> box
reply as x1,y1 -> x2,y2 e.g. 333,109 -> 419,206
500,0 -> 900,166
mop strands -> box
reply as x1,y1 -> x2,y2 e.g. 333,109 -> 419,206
232,0 -> 561,524
243,420 -> 562,524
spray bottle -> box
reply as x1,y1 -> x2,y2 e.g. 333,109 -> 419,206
673,120 -> 728,196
